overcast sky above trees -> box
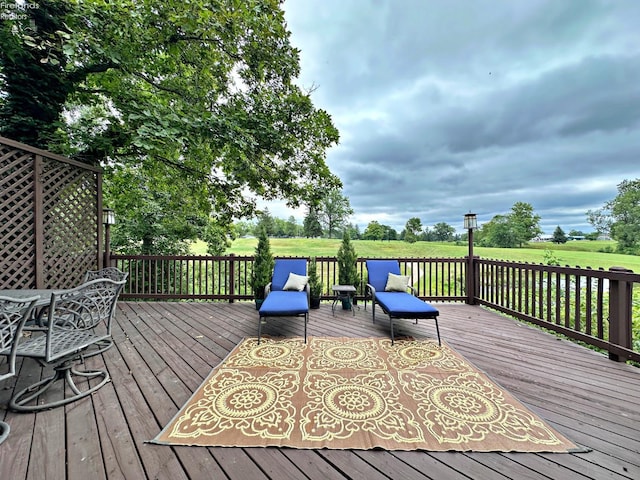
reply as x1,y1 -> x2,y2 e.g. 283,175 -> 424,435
269,0 -> 640,234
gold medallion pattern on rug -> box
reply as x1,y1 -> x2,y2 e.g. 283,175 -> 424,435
301,370 -> 424,444
168,368 -> 298,441
153,336 -> 579,452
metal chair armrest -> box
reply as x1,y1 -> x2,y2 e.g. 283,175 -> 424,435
365,283 -> 376,310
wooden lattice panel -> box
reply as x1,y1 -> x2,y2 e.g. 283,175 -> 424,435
42,159 -> 98,288
1,137 -> 101,289
0,145 -> 36,288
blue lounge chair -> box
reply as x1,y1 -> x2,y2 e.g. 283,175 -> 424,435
365,260 -> 441,345
258,259 -> 309,343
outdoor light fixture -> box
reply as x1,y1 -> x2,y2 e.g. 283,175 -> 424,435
103,208 -> 115,267
463,212 -> 477,230
103,208 -> 116,226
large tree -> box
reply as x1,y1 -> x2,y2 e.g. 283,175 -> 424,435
103,164 -> 210,254
478,202 -> 542,248
0,1 -> 76,148
432,222 -> 455,241
552,226 -> 568,244
303,206 -> 323,238
402,217 -> 422,243
363,221 -> 385,241
1,0 -> 340,253
256,209 -> 276,237
319,189 -> 353,238
478,215 -> 518,248
588,179 -> 640,253
510,202 -> 542,247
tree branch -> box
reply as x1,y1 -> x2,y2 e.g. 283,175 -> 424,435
68,60 -> 120,84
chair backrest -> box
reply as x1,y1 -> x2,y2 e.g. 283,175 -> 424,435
271,259 -> 307,291
0,296 -> 39,381
83,267 -> 128,283
47,278 -> 125,333
365,260 -> 401,292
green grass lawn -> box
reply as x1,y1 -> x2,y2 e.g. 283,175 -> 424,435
190,238 -> 640,272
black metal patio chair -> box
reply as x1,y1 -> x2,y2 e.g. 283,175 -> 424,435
9,278 -> 125,412
0,295 -> 39,443
83,267 -> 129,283
80,267 -> 128,358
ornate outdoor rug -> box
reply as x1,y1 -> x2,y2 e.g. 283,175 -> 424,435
152,336 -> 582,452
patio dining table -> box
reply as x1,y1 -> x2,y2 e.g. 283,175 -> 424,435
0,290 -> 56,324
0,290 -> 52,306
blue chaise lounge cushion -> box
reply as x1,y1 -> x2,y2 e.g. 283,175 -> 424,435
259,291 -> 309,317
375,292 -> 439,318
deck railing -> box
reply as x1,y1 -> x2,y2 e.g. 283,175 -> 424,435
475,259 -> 639,363
110,254 -> 639,363
109,255 -> 468,302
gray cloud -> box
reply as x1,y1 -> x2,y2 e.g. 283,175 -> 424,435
280,0 -> 640,233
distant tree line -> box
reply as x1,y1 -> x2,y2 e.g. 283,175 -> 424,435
235,188 -> 640,258
550,227 -> 599,244
240,200 -> 544,248
235,188 -> 354,239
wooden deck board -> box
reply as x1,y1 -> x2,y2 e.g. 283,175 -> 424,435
28,408 -> 65,480
91,381 -> 147,480
1,301 -> 639,480
391,451 -> 474,480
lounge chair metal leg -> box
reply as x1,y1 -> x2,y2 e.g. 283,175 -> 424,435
258,316 -> 263,344
435,317 -> 441,346
390,318 -> 394,345
304,313 -> 308,343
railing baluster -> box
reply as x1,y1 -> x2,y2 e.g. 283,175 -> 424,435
585,269 -> 593,336
575,271 -> 582,333
597,273 -> 605,340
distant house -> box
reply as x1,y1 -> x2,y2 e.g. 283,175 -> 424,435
567,235 -> 586,241
533,235 -> 553,242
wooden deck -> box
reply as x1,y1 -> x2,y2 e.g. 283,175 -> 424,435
1,301 -> 639,480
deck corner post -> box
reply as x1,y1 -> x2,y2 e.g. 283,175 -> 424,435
466,255 -> 478,305
608,266 -> 633,362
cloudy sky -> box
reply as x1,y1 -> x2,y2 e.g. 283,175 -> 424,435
274,0 -> 640,234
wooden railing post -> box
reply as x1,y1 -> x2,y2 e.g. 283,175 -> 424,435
228,254 -> 235,303
466,255 -> 473,304
34,154 -> 44,288
465,255 -> 479,305
608,266 -> 634,362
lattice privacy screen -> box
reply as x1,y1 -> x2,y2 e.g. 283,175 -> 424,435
1,137 -> 102,289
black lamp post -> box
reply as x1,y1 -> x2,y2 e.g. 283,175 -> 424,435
464,213 -> 477,304
103,208 -> 115,267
